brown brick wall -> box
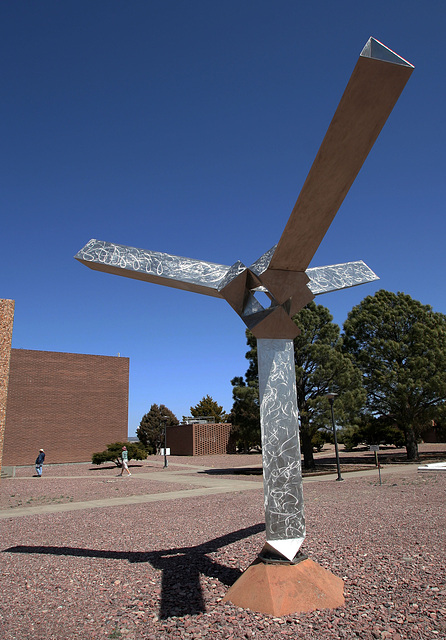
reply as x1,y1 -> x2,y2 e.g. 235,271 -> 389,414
167,423 -> 235,456
0,299 -> 15,474
193,423 -> 235,455
3,349 -> 129,466
166,424 -> 194,455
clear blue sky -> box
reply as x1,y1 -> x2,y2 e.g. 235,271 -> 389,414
2,1 -> 445,435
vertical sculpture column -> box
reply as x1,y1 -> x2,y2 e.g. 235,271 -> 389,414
258,339 -> 305,562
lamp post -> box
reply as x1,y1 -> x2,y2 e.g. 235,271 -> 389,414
326,393 -> 343,481
162,417 -> 168,469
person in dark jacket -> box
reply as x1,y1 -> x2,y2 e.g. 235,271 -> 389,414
35,449 -> 45,477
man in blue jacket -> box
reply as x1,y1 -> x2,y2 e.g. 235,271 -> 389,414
35,449 -> 45,477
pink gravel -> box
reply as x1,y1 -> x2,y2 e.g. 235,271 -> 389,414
0,458 -> 445,639
1,461 -> 213,510
0,476 -> 207,510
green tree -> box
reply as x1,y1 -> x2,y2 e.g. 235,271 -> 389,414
228,377 -> 261,452
137,404 -> 179,452
429,408 -> 446,442
91,441 -> 148,466
188,395 -> 227,423
343,290 -> 446,460
241,302 -> 366,469
338,416 -> 405,451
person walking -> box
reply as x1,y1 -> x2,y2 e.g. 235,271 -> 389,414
35,449 -> 45,477
119,446 -> 131,477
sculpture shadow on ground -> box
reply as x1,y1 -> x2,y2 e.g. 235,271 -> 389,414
198,468 -> 263,476
3,522 -> 265,619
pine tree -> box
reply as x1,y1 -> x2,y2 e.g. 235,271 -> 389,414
228,377 -> 261,452
137,404 -> 179,453
188,395 -> 227,423
343,290 -> 446,460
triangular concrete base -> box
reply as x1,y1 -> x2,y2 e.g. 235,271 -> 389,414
223,558 -> 344,616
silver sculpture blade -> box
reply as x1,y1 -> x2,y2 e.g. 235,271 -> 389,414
307,260 -> 379,295
76,241 -> 379,302
269,37 -> 413,272
75,239 -> 230,298
76,38 -> 413,564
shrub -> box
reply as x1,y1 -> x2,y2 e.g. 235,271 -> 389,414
312,430 -> 328,452
91,441 -> 148,466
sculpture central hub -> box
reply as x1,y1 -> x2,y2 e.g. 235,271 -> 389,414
219,262 -> 313,339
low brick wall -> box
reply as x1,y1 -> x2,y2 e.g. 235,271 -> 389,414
167,422 -> 235,456
3,349 -> 129,466
165,424 -> 194,455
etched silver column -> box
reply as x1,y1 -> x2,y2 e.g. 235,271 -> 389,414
258,339 -> 304,561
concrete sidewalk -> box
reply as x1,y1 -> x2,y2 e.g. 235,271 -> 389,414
0,463 -> 420,520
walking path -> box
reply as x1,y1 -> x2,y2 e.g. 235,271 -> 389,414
0,462 -> 420,520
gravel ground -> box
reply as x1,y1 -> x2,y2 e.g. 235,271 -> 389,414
1,459 -> 445,639
11,461 -> 197,478
0,476 -> 208,510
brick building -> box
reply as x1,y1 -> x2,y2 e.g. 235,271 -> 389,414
3,349 -> 129,466
0,299 -> 15,474
166,422 -> 235,456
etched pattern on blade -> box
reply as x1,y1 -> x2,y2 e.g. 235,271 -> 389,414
307,261 -> 379,295
76,239 -> 230,291
257,339 -> 305,556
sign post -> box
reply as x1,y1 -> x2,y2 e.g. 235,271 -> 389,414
369,445 -> 381,485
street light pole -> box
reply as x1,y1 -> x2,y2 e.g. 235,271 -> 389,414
162,417 -> 168,469
326,393 -> 343,481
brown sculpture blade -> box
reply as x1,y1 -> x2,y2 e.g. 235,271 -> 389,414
269,38 -> 414,272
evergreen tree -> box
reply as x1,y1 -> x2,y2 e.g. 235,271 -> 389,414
238,302 -> 365,468
228,377 -> 261,452
188,395 -> 227,423
343,290 -> 446,460
137,404 -> 179,453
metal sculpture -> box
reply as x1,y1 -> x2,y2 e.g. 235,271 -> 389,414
76,38 -> 413,563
